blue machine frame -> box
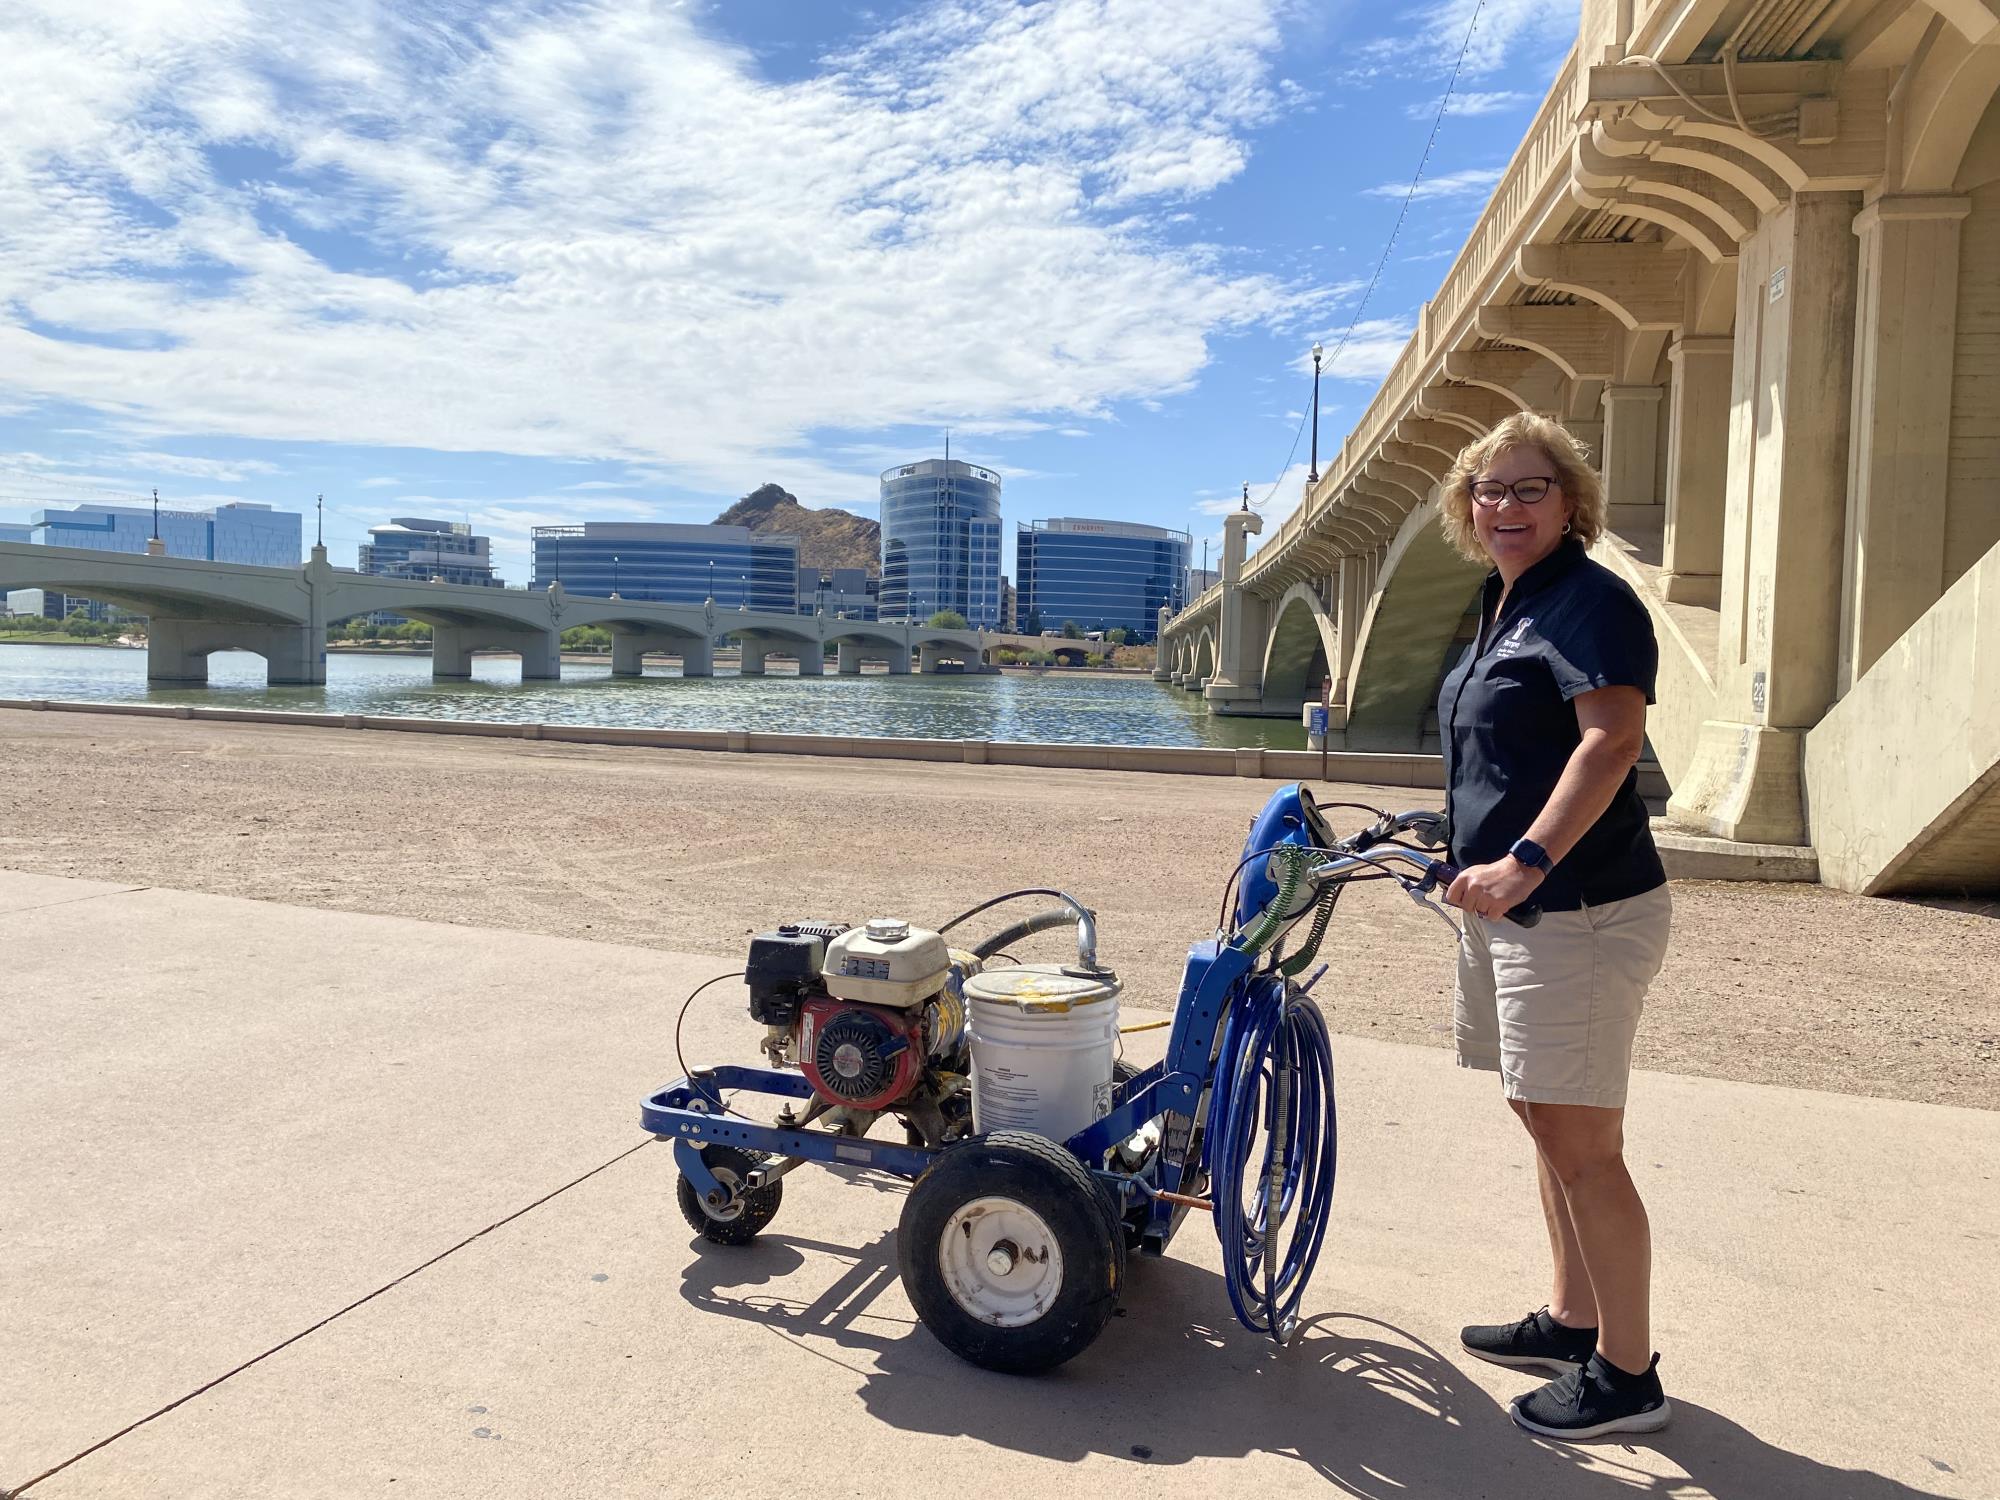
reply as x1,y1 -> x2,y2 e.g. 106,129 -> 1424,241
641,937 -> 1260,1252
640,786 -> 1333,1255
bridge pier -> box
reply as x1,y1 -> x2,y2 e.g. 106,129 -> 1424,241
147,619 -> 325,686
431,623 -> 560,681
917,644 -> 945,673
836,643 -> 862,675
610,631 -> 710,677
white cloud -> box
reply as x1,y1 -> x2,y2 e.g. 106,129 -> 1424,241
1363,167 -> 1504,201
118,451 -> 279,482
1404,89 -> 1533,120
1350,0 -> 1575,82
1313,317 -> 1416,381
0,0 -> 1331,498
358,475 -> 401,488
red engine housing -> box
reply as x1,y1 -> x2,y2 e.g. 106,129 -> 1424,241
798,994 -> 925,1112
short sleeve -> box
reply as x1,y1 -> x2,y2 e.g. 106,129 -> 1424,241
1543,583 -> 1658,705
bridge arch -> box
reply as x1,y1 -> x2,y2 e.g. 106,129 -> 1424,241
1258,583 -> 1338,714
1191,627 -> 1216,686
1343,497 -> 1486,751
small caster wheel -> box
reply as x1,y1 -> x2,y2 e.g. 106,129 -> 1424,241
899,1131 -> 1124,1374
676,1145 -> 781,1245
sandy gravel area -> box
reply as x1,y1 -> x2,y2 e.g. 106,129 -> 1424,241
2,706 -> 1994,1109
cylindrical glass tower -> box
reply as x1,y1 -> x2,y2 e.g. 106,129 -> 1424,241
879,460 -> 1003,627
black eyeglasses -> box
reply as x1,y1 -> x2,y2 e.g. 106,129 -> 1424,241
1471,476 -> 1557,506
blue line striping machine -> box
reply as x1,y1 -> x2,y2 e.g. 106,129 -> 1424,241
642,782 -> 1540,1374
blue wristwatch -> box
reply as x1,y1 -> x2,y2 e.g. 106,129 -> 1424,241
1508,837 -> 1554,873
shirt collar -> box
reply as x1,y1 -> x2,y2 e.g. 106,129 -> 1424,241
1481,535 -> 1586,614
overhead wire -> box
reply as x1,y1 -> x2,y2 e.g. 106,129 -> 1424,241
1251,0 -> 1489,513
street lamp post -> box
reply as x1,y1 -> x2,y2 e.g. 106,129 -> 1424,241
1308,340 -> 1324,485
612,554 -> 620,598
739,574 -> 748,611
707,559 -> 715,604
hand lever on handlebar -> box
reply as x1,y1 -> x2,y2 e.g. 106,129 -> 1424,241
1423,860 -> 1543,928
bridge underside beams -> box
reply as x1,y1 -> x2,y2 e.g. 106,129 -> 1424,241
431,623 -> 560,681
147,618 -> 324,686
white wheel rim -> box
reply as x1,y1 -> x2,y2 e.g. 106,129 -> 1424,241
702,1165 -> 747,1222
937,1196 -> 1065,1328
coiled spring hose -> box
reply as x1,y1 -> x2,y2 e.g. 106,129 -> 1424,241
1205,972 -> 1338,1342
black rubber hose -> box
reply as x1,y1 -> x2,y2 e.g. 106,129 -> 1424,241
967,907 -> 1080,960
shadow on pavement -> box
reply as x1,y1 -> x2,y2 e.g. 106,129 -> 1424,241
680,1229 -> 1955,1500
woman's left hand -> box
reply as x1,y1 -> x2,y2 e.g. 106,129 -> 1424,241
1445,858 -> 1546,921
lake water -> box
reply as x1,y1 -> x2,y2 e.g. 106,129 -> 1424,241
0,644 -> 1306,750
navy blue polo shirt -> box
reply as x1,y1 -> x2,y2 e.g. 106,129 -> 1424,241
1436,537 -> 1666,912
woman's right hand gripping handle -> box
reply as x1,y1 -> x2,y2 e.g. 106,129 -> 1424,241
1428,861 -> 1544,928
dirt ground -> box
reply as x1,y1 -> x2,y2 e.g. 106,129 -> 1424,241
2,706 -> 1994,1110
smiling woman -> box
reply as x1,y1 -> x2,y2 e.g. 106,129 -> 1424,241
1432,411 -> 1676,1441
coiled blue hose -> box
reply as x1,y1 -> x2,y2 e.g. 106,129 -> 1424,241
1205,972 -> 1338,1342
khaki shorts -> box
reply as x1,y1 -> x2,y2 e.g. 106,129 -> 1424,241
1454,884 -> 1672,1109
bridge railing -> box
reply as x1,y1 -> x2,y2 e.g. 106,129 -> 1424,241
1221,44 -> 1583,602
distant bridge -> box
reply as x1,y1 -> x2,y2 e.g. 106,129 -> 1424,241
0,542 -> 994,685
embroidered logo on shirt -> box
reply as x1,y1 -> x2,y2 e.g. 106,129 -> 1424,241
1495,617 -> 1534,658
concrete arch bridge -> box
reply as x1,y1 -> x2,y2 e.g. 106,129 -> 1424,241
0,543 -> 992,684
1161,0 -> 2000,896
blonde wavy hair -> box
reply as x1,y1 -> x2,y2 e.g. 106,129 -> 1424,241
1439,412 -> 1605,564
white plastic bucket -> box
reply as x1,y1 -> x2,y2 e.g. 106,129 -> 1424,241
965,965 -> 1121,1143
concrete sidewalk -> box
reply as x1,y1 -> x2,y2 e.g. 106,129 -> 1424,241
2,871 -> 1994,1499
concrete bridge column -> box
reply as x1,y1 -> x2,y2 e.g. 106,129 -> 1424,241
1662,335 -> 1733,605
145,619 -> 211,684
882,644 -> 912,675
794,645 -> 826,676
1600,384 -> 1664,528
1839,194 -> 1972,693
611,634 -> 647,677
1668,192 -> 1860,845
432,624 -> 560,681
836,643 -> 862,675
1153,606 -> 1173,680
146,619 -> 325,686
1203,508 -> 1266,709
679,638 -> 714,678
1332,556 -> 1366,703
737,643 -> 768,676
917,644 -> 945,673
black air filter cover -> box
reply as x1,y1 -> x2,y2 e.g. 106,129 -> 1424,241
747,926 -> 836,1026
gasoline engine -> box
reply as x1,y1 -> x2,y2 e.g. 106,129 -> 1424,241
744,917 -> 978,1150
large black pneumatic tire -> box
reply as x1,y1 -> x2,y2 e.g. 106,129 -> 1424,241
898,1131 -> 1125,1374
676,1146 -> 782,1246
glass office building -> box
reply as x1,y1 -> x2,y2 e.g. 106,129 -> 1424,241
531,522 -> 799,611
798,566 -> 879,620
1015,518 -> 1191,642
358,518 -> 499,588
879,460 -> 1003,626
25,501 -> 302,619
30,501 -> 301,566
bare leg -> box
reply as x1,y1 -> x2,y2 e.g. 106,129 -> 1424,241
1523,1101 -> 1652,1373
1508,1098 -> 1597,1328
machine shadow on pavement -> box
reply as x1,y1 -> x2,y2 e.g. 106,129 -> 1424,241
679,1228 -> 1956,1500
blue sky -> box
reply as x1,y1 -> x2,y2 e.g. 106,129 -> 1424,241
0,0 -> 1576,584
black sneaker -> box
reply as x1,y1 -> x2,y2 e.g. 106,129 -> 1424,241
1460,1307 -> 1597,1376
1511,1353 -> 1672,1440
